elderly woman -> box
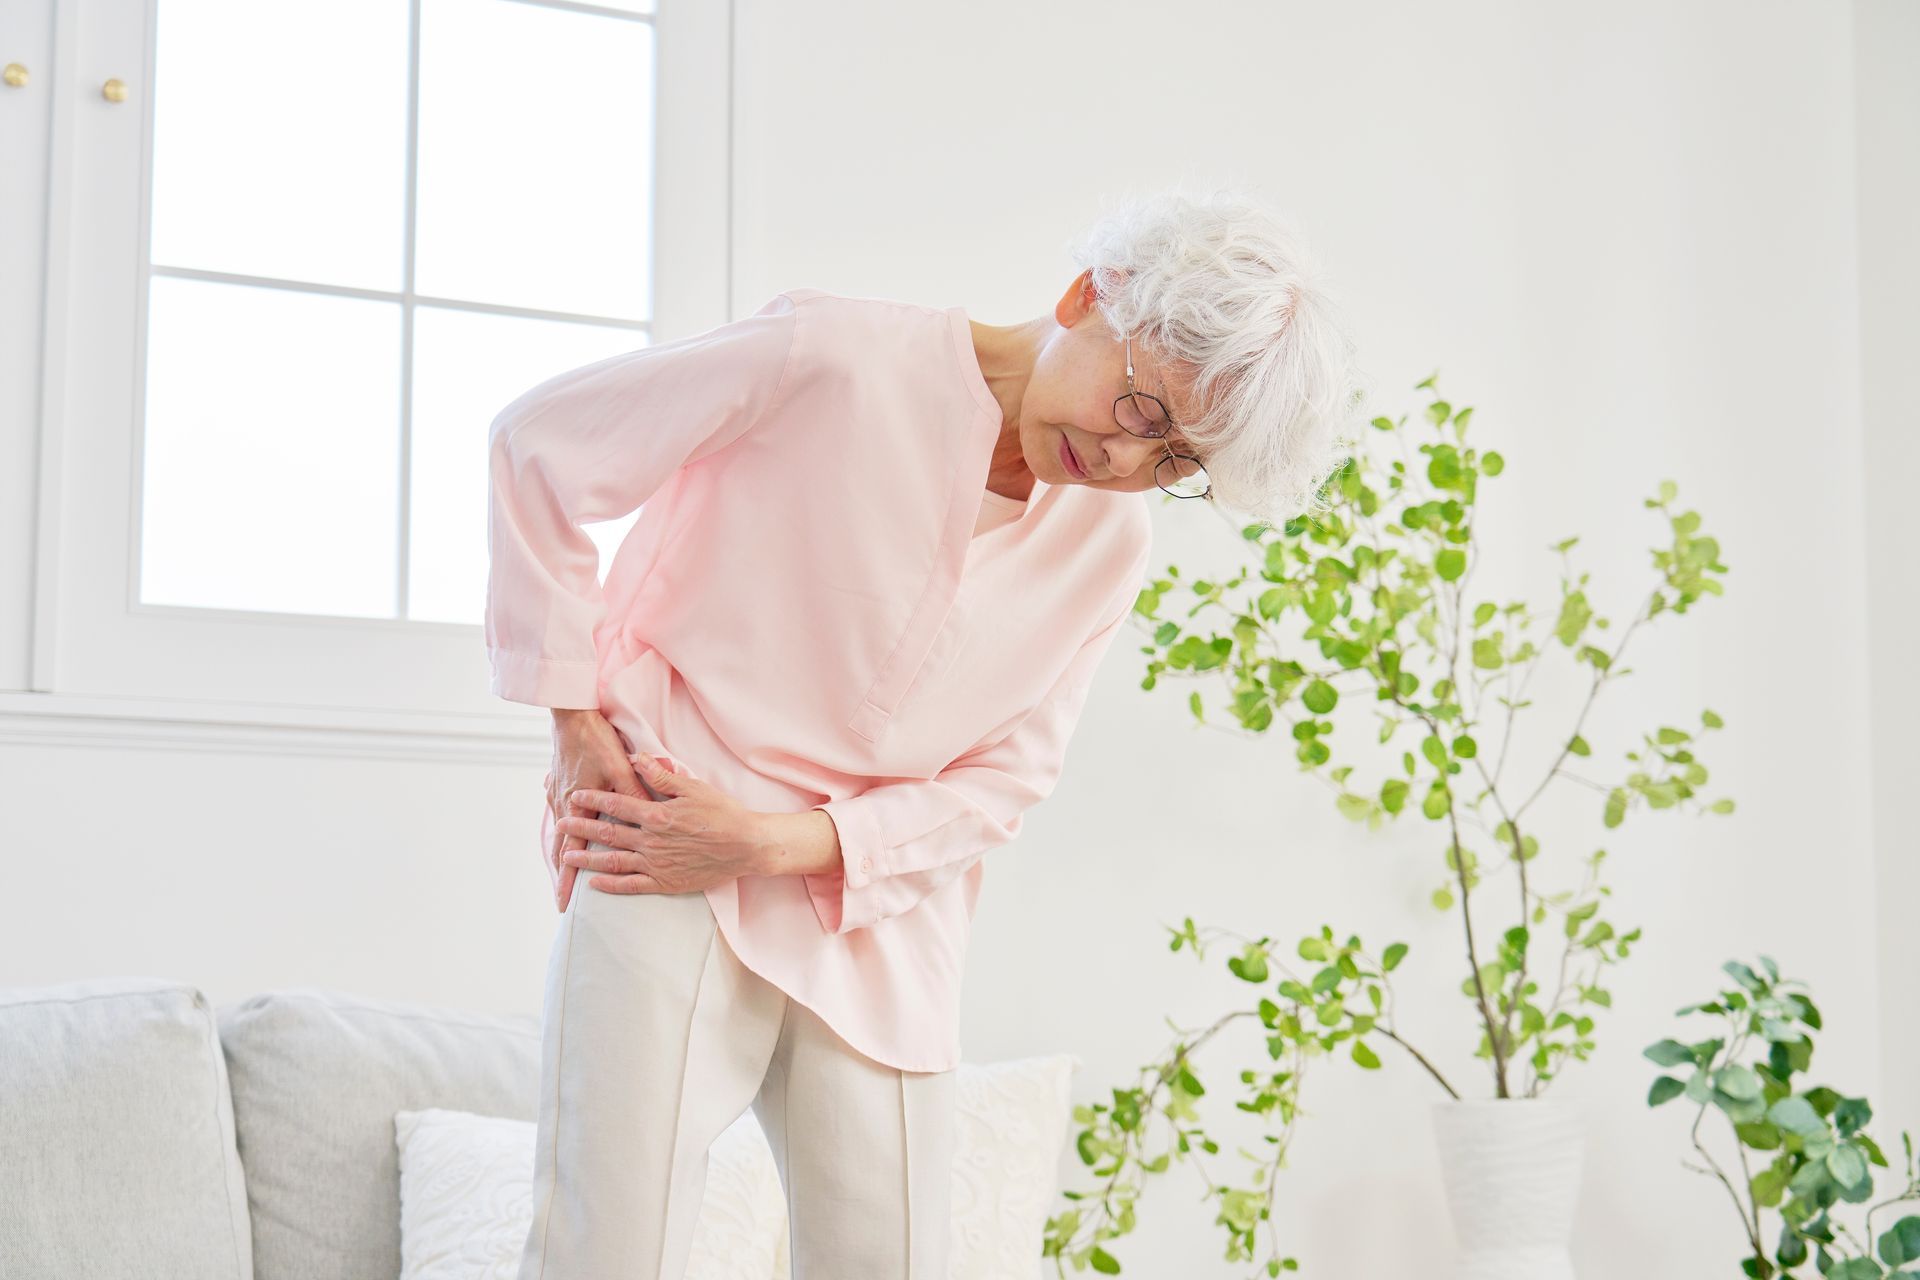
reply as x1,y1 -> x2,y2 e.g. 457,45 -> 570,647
485,187 -> 1360,1278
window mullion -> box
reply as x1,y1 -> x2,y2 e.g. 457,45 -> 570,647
395,0 -> 425,622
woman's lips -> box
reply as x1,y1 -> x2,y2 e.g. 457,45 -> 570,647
1059,435 -> 1088,479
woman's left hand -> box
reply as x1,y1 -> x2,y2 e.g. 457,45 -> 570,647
555,753 -> 770,895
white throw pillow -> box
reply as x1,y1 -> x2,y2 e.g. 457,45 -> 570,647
394,1105 -> 787,1280
393,1053 -> 1079,1280
937,1053 -> 1081,1280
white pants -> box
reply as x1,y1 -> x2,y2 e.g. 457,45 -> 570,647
516,805 -> 959,1279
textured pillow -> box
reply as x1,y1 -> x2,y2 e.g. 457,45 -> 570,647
0,977 -> 254,1280
216,987 -> 541,1280
394,1105 -> 787,1280
391,1052 -> 1080,1280
939,1052 -> 1081,1280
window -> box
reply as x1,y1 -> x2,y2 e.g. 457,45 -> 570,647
143,0 -> 657,622
6,0 -> 731,751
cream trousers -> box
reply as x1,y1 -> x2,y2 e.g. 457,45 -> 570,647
516,806 -> 959,1280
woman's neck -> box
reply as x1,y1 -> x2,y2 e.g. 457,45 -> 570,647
985,420 -> 1035,502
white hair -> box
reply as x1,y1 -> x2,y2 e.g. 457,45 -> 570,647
1063,183 -> 1371,527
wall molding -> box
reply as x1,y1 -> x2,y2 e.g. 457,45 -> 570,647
0,689 -> 548,765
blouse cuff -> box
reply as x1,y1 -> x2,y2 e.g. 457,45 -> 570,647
487,649 -> 601,710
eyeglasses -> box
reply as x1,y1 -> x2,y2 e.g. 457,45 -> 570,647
1113,333 -> 1212,500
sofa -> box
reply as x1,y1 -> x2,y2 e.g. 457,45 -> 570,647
0,976 -> 1079,1280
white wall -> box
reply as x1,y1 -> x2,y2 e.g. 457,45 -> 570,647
730,0 -> 1902,1273
0,2 -> 1909,1276
1861,0 -> 1920,1160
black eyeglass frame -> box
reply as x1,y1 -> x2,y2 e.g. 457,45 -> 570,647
1112,333 -> 1213,501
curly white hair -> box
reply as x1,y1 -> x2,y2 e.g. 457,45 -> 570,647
1064,183 -> 1372,527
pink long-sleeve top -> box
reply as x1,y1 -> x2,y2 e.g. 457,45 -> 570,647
485,287 -> 1153,1072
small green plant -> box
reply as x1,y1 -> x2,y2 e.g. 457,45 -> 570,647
1046,375 -> 1733,1276
1645,956 -> 1920,1278
1043,922 -> 1419,1277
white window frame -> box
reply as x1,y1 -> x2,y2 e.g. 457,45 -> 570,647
0,0 -> 735,764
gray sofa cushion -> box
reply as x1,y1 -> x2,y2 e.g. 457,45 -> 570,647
215,987 -> 538,1280
0,976 -> 254,1280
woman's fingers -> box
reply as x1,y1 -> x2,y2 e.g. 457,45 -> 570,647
549,808 -> 579,870
556,810 -> 647,853
547,804 -> 589,911
545,713 -> 651,910
560,845 -> 644,875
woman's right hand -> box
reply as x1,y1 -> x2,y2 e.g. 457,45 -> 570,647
543,707 -> 646,913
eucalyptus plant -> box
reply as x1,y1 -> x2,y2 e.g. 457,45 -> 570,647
1045,377 -> 1735,1275
1644,956 -> 1920,1278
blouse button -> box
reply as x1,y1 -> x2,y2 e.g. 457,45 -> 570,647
859,857 -> 874,873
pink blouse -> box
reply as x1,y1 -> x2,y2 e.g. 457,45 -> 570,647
485,287 -> 1153,1072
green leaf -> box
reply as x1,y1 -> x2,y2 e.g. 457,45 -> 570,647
1879,1215 -> 1920,1266
1714,1064 -> 1763,1100
1643,1039 -> 1696,1068
1302,679 -> 1338,714
1382,942 -> 1408,971
1648,1076 -> 1686,1107
1176,1065 -> 1205,1098
1768,1095 -> 1829,1140
1603,788 -> 1627,828
1090,1245 -> 1122,1274
1554,592 -> 1593,647
1827,1143 -> 1869,1191
1351,1040 -> 1381,1069
1836,1097 -> 1873,1136
1380,778 -> 1410,814
1714,1090 -> 1769,1125
1228,951 -> 1269,984
1435,549 -> 1466,581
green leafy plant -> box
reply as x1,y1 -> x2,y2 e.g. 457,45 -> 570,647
1046,375 -> 1733,1276
1043,922 -> 1417,1277
1646,957 -> 1920,1278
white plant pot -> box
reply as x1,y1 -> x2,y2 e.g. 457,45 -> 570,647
1430,1097 -> 1586,1280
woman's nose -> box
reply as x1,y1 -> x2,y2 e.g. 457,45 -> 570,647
1099,430 -> 1161,479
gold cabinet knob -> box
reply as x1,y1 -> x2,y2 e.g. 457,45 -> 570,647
102,77 -> 126,102
2,63 -> 27,88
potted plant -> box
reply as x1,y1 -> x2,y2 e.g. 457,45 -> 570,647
1046,378 -> 1731,1276
1645,956 -> 1920,1278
